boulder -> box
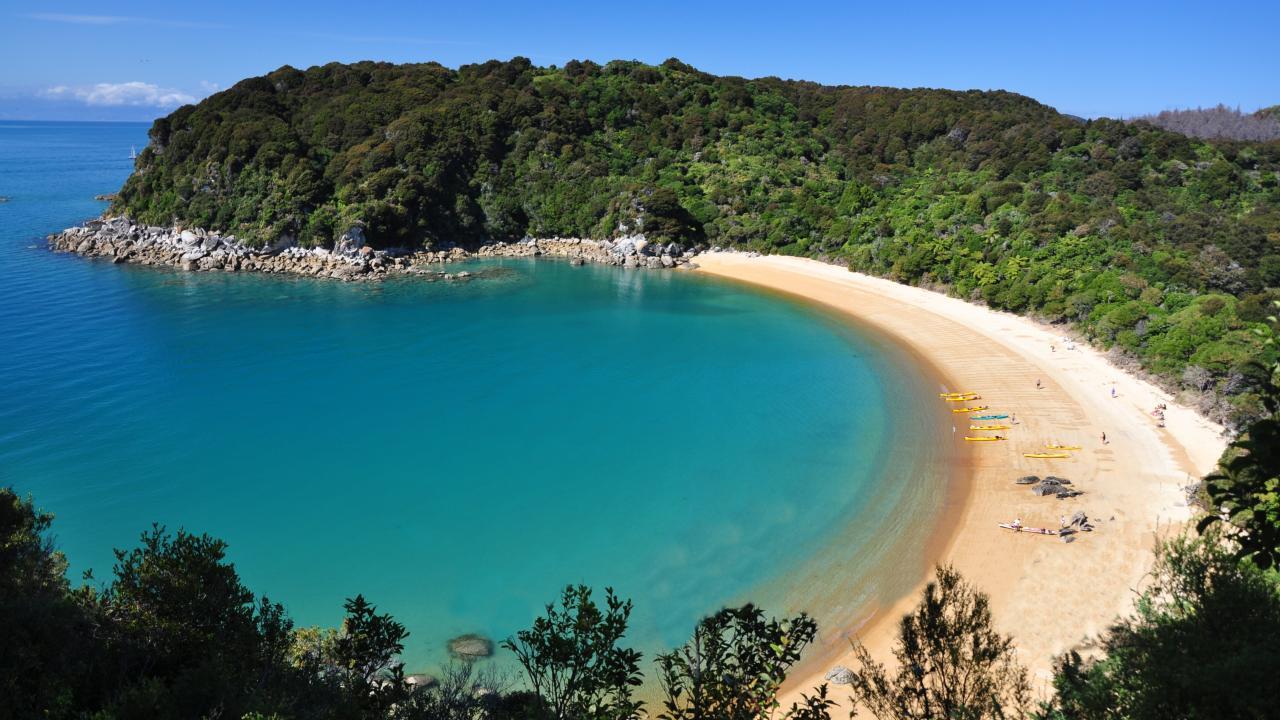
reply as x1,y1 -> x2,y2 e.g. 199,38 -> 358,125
406,674 -> 438,689
825,665 -> 856,685
336,226 -> 367,256
447,634 -> 494,661
179,230 -> 199,245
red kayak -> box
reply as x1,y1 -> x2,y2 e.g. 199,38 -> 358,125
998,522 -> 1058,535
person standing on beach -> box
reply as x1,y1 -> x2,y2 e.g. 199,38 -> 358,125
1101,431 -> 1108,444
1036,378 -> 1042,390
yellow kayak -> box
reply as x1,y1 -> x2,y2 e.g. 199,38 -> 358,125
939,391 -> 977,398
1024,452 -> 1070,459
1046,444 -> 1082,450
971,424 -> 1011,430
965,436 -> 1005,442
944,394 -> 980,402
952,406 -> 988,413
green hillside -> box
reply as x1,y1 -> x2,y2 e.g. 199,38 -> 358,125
114,58 -> 1280,424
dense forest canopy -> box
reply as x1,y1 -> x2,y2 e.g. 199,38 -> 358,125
114,57 -> 1280,424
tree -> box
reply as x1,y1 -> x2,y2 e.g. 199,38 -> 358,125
397,661 -> 517,720
656,604 -> 821,720
100,524 -> 298,718
503,585 -> 643,720
0,489 -> 92,719
1199,301 -> 1280,568
330,594 -> 411,717
843,565 -> 1030,720
1037,530 -> 1280,719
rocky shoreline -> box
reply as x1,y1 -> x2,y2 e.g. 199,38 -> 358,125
48,217 -> 693,281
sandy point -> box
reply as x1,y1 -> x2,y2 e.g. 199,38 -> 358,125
689,252 -> 1228,705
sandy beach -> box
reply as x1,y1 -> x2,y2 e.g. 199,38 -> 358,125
690,252 -> 1228,702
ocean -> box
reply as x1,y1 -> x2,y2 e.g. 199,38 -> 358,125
0,120 -> 949,673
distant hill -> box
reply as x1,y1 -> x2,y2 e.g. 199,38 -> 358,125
1256,105 -> 1280,121
115,58 -> 1279,424
1132,104 -> 1280,142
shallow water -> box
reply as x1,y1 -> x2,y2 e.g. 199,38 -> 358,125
0,120 -> 948,672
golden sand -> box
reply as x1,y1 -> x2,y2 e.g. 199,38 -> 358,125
690,252 -> 1227,703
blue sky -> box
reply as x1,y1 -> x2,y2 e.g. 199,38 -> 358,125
0,0 -> 1276,121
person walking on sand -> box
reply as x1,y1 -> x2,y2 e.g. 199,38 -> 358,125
1101,431 -> 1108,444
1111,387 -> 1117,398
1036,378 -> 1042,390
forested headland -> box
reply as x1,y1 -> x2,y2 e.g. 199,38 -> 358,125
111,58 -> 1278,426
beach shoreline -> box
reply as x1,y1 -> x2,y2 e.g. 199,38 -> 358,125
689,252 -> 1228,705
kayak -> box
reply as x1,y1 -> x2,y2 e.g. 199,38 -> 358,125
944,394 -> 980,402
964,436 -> 1005,442
970,424 -> 1011,430
1024,452 -> 1070,459
1046,444 -> 1082,450
998,523 -> 1058,535
971,414 -> 1009,420
939,391 -> 977,397
952,406 -> 988,413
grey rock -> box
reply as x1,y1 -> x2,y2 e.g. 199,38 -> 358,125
336,226 -> 366,256
406,673 -> 438,689
447,634 -> 494,661
825,665 -> 856,685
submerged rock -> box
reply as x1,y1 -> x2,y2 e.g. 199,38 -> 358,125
406,673 -> 438,689
447,633 -> 495,661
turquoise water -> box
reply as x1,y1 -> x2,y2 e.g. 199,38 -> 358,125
0,121 -> 949,672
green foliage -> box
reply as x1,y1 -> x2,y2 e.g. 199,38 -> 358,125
0,490 -> 90,720
844,565 -> 1030,720
114,58 -> 1279,426
655,604 -> 821,720
502,584 -> 643,720
1200,301 -> 1280,568
97,525 -> 301,719
330,595 -> 412,716
1037,530 -> 1280,719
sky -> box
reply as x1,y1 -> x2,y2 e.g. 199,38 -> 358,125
0,0 -> 1276,122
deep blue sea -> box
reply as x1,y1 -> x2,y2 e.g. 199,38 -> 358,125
0,121 -> 949,673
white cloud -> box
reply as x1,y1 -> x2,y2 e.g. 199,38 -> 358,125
24,13 -> 227,29
41,82 -> 196,108
26,13 -> 127,25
